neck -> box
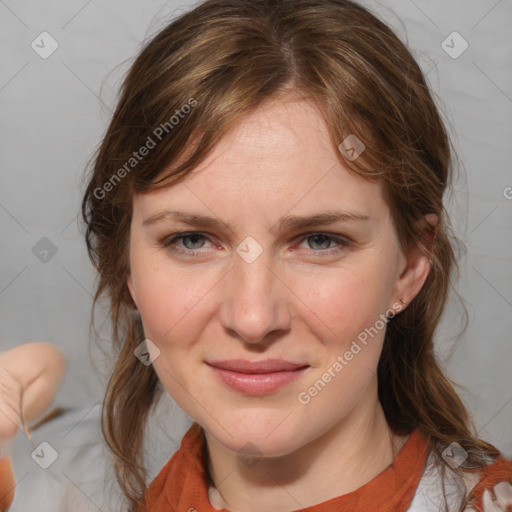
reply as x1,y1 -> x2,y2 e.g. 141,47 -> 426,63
204,378 -> 407,512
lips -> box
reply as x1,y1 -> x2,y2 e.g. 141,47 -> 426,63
206,359 -> 309,373
206,359 -> 310,395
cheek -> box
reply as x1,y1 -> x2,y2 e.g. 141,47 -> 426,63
292,268 -> 391,414
288,262 -> 393,342
133,263 -> 209,407
130,253 -> 213,344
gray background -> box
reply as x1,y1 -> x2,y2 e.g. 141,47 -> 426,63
1,0 -> 511,457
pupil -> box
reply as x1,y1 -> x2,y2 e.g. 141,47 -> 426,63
310,235 -> 330,250
186,234 -> 204,249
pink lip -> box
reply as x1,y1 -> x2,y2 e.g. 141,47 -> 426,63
207,359 -> 309,394
207,358 -> 308,373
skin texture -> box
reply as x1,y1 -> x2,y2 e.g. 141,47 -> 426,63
0,342 -> 66,445
0,342 -> 66,511
127,94 -> 434,512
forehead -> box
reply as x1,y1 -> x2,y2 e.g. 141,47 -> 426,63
133,96 -> 387,221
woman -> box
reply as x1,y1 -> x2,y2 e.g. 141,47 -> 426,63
80,0 -> 512,510
2,0 -> 511,511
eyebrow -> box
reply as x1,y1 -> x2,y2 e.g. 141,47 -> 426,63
143,209 -> 370,233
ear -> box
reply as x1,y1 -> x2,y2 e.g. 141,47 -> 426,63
393,213 -> 437,307
127,273 -> 139,310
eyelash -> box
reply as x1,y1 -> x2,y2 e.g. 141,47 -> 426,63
160,231 -> 352,258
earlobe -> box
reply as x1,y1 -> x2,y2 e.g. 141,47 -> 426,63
393,213 -> 438,307
395,251 -> 432,307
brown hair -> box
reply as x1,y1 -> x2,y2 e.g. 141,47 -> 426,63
81,0 -> 501,510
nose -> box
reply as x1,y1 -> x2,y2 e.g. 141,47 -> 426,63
218,249 -> 292,345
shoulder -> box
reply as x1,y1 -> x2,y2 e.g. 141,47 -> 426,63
463,481 -> 512,511
462,455 -> 512,512
408,450 -> 512,512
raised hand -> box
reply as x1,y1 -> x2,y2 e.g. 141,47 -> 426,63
0,343 -> 66,511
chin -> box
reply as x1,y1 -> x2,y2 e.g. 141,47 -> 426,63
202,411 -> 309,458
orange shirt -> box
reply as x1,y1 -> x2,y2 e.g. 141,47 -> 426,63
137,423 -> 430,511
137,423 -> 512,512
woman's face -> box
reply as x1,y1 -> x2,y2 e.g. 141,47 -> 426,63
127,95 -> 429,457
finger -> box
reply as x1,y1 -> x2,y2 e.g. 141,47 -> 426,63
483,488 -> 505,512
494,482 -> 512,508
0,367 -> 22,444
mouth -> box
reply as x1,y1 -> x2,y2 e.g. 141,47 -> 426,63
206,359 -> 310,395
207,358 -> 309,373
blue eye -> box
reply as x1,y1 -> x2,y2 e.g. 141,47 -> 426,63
301,233 -> 344,251
162,233 -> 212,255
161,231 -> 351,257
